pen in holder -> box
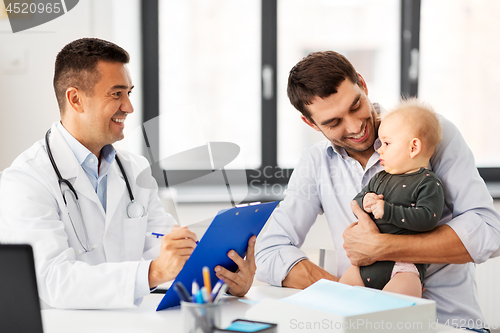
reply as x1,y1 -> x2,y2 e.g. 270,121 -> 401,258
181,301 -> 221,333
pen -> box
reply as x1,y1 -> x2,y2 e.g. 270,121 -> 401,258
146,232 -> 164,238
201,286 -> 210,303
173,282 -> 192,302
195,289 -> 204,304
202,266 -> 212,302
146,232 -> 199,243
213,283 -> 228,304
192,280 -> 200,303
210,280 -> 224,300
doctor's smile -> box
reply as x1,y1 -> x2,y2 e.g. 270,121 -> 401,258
112,118 -> 126,124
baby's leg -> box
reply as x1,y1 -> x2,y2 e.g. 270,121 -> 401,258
383,262 -> 422,297
383,273 -> 422,297
338,265 -> 365,287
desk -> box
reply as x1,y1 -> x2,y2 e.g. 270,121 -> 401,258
41,286 -> 463,333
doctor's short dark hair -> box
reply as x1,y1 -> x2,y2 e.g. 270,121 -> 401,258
287,50 -> 360,120
53,38 -> 130,112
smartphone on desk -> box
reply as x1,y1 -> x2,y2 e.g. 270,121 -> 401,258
214,319 -> 277,333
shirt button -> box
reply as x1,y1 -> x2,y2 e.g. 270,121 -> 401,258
90,158 -> 95,163
351,161 -> 356,165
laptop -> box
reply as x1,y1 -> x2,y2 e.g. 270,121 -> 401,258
0,244 -> 44,333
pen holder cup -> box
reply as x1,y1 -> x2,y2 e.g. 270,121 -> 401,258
181,301 -> 222,333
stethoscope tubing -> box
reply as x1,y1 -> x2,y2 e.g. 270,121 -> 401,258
44,128 -> 144,253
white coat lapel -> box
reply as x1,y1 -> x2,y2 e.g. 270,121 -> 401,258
49,123 -> 103,210
105,159 -> 126,231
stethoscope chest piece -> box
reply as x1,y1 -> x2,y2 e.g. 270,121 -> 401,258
127,200 -> 145,219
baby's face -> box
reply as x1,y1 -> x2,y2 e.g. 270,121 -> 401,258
376,115 -> 415,174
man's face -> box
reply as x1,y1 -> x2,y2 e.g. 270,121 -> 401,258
78,61 -> 134,152
302,77 -> 379,156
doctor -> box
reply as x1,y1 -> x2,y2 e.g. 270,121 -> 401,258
0,38 -> 255,309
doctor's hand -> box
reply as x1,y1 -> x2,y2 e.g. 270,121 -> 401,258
214,235 -> 256,297
148,225 -> 198,289
343,201 -> 382,267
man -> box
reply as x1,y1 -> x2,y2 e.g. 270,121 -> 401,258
0,38 -> 254,309
255,51 -> 500,331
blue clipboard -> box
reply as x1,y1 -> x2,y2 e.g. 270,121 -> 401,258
156,201 -> 280,311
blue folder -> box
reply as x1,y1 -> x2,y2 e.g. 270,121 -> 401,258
157,201 -> 280,311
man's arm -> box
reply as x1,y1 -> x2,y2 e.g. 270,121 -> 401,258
282,259 -> 338,289
430,116 -> 500,262
344,201 -> 472,267
255,149 -> 324,287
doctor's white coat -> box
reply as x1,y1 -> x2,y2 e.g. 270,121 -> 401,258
0,123 -> 176,309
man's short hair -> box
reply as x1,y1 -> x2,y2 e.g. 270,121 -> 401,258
385,98 -> 442,157
53,38 -> 130,112
287,51 -> 360,119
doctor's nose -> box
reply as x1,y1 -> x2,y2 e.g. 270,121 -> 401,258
121,94 -> 134,114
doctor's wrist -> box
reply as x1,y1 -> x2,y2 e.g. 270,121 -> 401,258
148,259 -> 163,289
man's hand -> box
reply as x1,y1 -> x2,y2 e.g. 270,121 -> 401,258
282,259 -> 338,289
363,193 -> 384,219
148,225 -> 198,289
343,201 -> 383,266
214,235 -> 257,296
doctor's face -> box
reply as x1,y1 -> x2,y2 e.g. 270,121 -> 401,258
79,61 -> 134,152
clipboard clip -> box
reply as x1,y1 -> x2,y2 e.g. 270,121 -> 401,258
235,202 -> 261,208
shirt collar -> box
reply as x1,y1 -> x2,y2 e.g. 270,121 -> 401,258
325,102 -> 383,159
56,122 -> 116,166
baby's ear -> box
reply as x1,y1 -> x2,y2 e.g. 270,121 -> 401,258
409,138 -> 422,158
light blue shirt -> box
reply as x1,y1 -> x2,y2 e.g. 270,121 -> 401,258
56,123 -> 151,304
255,104 -> 500,328
56,122 -> 116,212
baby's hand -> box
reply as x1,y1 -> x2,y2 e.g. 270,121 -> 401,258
371,200 -> 385,219
362,193 -> 384,212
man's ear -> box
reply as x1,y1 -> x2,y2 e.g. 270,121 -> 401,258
409,138 -> 422,158
66,87 -> 84,114
301,115 -> 321,132
357,73 -> 368,96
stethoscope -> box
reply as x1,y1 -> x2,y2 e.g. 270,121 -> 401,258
45,129 -> 145,254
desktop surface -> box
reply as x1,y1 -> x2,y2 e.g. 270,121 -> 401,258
41,285 -> 464,333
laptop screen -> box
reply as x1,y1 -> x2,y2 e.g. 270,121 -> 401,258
0,244 -> 43,333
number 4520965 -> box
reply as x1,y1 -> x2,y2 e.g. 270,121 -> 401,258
6,2 -> 62,14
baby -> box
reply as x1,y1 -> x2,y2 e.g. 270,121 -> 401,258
339,98 -> 445,297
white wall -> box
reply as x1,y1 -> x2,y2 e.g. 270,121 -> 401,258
0,0 -> 143,171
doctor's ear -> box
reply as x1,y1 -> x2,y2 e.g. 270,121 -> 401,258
409,138 -> 422,158
66,87 -> 84,114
